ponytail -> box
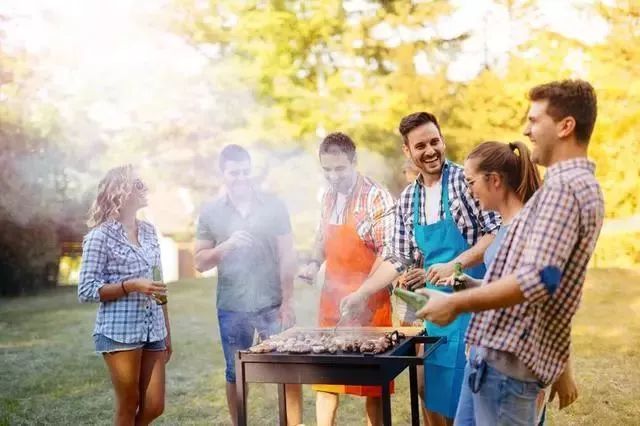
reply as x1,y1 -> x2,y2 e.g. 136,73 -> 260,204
467,141 -> 541,203
509,141 -> 541,203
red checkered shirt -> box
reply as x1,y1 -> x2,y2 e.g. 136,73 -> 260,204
465,158 -> 604,385
316,173 -> 394,256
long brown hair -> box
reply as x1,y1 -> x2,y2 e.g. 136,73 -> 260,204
467,141 -> 541,203
86,165 -> 135,228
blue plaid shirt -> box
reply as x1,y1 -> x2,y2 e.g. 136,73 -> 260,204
385,161 -> 501,270
78,219 -> 167,344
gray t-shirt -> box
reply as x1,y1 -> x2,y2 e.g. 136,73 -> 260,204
196,191 -> 291,313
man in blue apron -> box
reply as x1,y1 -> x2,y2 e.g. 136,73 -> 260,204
341,111 -> 500,425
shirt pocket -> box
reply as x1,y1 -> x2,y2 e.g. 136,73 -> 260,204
108,242 -> 139,269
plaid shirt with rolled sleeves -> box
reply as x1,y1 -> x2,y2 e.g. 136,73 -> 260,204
78,219 -> 167,344
315,173 -> 395,257
465,158 -> 604,385
384,161 -> 501,270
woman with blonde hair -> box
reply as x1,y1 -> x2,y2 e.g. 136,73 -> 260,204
78,165 -> 171,426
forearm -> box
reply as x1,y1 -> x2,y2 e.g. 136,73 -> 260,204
162,304 -> 171,336
195,242 -> 229,272
310,234 -> 325,265
453,233 -> 495,268
97,280 -> 134,302
452,273 -> 525,313
359,260 -> 401,297
279,258 -> 295,305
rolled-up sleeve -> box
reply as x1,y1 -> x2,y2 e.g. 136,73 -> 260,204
384,187 -> 415,272
516,184 -> 580,304
78,229 -> 108,303
369,189 -> 395,257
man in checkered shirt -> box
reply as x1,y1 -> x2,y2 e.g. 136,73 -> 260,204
416,80 -> 605,425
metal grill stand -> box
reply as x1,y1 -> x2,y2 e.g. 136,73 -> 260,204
235,335 -> 444,426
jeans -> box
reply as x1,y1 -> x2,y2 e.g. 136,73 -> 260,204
454,359 -> 542,426
218,305 -> 282,383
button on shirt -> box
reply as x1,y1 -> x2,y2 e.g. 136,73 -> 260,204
78,220 -> 167,344
465,158 -> 604,385
386,161 -> 501,270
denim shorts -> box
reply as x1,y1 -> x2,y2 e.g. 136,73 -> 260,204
217,305 -> 282,383
94,334 -> 166,354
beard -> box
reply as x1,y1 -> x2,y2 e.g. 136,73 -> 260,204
420,154 -> 443,175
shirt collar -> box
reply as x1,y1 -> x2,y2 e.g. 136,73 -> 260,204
223,189 -> 264,208
545,157 -> 595,179
102,218 -> 149,245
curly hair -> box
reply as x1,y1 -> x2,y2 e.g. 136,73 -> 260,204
87,165 -> 135,228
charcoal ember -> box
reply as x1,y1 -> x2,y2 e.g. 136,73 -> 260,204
397,331 -> 406,339
352,340 -> 362,352
286,338 -> 297,346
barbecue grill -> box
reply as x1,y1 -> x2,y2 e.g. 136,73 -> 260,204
235,326 -> 445,426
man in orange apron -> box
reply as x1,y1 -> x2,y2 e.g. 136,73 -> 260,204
299,132 -> 395,426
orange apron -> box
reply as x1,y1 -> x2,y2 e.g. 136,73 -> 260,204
312,209 -> 393,397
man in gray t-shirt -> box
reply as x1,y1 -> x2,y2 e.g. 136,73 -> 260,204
194,144 -> 301,425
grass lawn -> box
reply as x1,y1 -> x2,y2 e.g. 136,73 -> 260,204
1,268 -> 639,425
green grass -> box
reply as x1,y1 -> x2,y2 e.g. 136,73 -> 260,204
0,269 -> 639,425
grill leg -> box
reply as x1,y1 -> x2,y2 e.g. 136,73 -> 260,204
409,365 -> 419,426
278,383 -> 287,426
235,355 -> 247,426
382,382 -> 392,426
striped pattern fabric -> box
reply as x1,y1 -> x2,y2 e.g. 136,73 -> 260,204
318,173 -> 395,256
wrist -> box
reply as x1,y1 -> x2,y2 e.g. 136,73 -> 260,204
450,292 -> 466,315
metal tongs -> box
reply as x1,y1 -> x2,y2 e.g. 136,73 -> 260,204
333,308 -> 349,335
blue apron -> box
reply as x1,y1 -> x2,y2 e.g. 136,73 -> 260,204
414,165 -> 485,418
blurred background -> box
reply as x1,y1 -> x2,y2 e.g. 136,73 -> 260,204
0,0 -> 638,295
0,1 -> 638,424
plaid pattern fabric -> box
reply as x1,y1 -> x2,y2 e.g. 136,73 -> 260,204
318,173 -> 395,256
385,161 -> 501,270
78,219 -> 167,344
466,158 -> 604,385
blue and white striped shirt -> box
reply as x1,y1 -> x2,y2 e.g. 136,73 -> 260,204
78,219 -> 167,344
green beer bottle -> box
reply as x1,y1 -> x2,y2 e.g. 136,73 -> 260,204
452,262 -> 466,292
152,266 -> 168,305
393,287 -> 429,311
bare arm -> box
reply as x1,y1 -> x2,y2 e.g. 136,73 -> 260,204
194,239 -> 229,272
277,233 -> 296,307
454,233 -> 495,269
426,233 -> 495,284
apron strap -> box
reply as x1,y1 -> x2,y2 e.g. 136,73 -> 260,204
412,163 -> 451,225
